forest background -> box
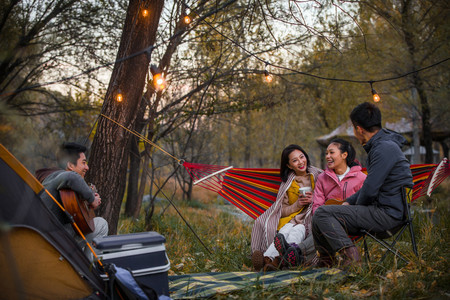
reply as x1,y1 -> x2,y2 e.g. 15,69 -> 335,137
0,0 -> 449,236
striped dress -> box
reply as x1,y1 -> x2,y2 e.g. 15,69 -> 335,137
251,166 -> 323,253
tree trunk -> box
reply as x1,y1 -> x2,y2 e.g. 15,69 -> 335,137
414,73 -> 433,163
401,0 -> 434,163
125,102 -> 149,217
86,0 -> 164,234
124,136 -> 141,217
244,111 -> 251,167
440,141 -> 449,159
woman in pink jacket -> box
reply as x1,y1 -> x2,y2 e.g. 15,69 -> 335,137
275,138 -> 366,267
312,138 -> 367,214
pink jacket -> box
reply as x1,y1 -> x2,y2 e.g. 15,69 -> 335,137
312,165 -> 366,214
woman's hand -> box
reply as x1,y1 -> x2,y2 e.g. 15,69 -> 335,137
297,191 -> 313,206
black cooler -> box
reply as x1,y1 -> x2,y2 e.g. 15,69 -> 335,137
93,231 -> 170,296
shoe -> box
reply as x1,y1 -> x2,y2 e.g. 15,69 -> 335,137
263,256 -> 281,272
274,233 -> 290,256
251,251 -> 264,271
339,246 -> 361,268
283,246 -> 304,267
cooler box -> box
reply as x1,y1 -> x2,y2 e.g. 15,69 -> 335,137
93,231 -> 170,296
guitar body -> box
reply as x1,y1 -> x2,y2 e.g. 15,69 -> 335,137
325,199 -> 345,205
60,189 -> 95,235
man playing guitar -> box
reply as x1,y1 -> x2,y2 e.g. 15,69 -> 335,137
35,142 -> 108,259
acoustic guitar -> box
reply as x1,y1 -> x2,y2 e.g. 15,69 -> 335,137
325,199 -> 345,205
60,185 -> 96,235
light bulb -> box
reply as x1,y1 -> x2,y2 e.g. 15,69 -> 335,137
264,70 -> 273,83
153,74 -> 165,90
372,89 -> 380,102
116,90 -> 123,102
184,15 -> 191,24
142,9 -> 149,17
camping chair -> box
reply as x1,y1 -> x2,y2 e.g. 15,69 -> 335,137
360,186 -> 418,264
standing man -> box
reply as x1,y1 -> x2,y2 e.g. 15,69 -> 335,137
312,102 -> 413,267
36,142 -> 108,258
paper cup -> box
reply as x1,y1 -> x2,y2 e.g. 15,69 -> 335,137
299,186 -> 312,196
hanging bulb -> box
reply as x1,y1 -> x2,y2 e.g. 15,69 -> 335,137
184,15 -> 191,24
264,70 -> 273,83
153,73 -> 165,90
150,64 -> 165,90
372,88 -> 380,102
116,89 -> 123,102
142,9 -> 149,17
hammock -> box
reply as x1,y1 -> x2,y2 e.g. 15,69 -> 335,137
184,158 -> 449,220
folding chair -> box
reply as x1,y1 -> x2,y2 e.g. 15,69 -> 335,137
360,186 -> 418,264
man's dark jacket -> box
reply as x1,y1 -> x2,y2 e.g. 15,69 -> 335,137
346,129 -> 413,219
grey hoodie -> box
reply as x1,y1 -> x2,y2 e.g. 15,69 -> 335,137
39,169 -> 95,225
346,129 -> 413,220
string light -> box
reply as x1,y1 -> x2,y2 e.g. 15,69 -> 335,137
0,0 -> 448,100
142,9 -> 149,17
370,82 -> 380,102
184,15 -> 191,24
150,64 -> 165,91
116,89 -> 123,102
264,64 -> 273,83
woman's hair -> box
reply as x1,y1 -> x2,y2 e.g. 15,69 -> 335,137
280,144 -> 310,182
329,138 -> 359,168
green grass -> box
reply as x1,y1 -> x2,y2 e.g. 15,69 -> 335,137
118,182 -> 450,299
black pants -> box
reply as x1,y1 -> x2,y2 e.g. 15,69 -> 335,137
312,205 -> 403,256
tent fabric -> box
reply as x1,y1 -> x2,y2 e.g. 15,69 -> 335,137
168,268 -> 344,299
0,227 -> 93,299
0,144 -> 106,299
184,159 -> 449,220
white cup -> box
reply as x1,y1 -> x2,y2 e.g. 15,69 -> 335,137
299,186 -> 312,196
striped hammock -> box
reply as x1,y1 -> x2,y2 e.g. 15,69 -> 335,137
183,158 -> 449,220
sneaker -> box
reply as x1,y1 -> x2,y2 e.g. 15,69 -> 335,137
284,246 -> 304,267
274,233 -> 290,256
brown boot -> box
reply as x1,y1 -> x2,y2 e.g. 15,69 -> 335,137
251,251 -> 264,271
263,256 -> 281,272
339,246 -> 361,268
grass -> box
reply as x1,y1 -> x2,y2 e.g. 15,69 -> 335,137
118,182 -> 450,299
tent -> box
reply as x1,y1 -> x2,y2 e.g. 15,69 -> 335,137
316,118 -> 413,147
0,144 -> 106,299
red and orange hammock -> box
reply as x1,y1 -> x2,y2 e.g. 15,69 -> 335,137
184,158 -> 449,220
99,114 -> 449,220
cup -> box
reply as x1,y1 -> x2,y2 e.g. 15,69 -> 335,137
299,186 -> 312,196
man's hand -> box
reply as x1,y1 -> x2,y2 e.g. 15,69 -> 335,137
297,191 -> 313,206
90,193 -> 101,209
